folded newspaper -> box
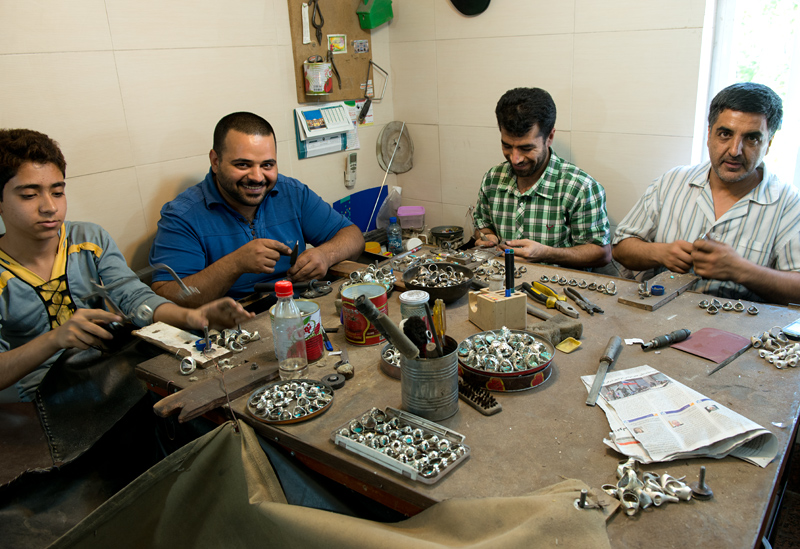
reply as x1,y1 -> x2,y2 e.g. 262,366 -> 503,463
581,365 -> 778,467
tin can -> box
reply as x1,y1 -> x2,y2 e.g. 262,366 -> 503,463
399,290 -> 430,321
401,336 -> 459,421
341,283 -> 388,346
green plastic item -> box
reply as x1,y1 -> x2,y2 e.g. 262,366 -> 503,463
356,0 -> 393,30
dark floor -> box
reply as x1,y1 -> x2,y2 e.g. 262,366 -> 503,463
773,443 -> 800,548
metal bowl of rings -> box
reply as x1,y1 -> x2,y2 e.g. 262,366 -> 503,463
457,328 -> 555,392
402,262 -> 474,304
247,379 -> 334,424
380,343 -> 402,379
331,406 -> 470,484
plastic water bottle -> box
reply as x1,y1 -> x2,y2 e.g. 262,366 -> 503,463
271,280 -> 309,380
387,216 -> 403,255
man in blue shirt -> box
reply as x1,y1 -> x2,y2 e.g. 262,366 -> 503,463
149,112 -> 364,306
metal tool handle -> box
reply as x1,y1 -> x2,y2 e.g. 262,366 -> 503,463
641,329 -> 691,351
586,336 -> 623,406
601,336 -> 624,364
354,294 -> 419,360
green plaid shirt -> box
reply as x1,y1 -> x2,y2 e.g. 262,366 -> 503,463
473,149 -> 610,247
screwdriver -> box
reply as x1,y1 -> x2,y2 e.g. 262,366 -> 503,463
641,329 -> 691,351
432,298 -> 446,342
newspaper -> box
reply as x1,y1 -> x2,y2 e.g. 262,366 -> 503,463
581,365 -> 778,467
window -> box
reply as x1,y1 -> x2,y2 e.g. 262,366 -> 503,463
701,0 -> 799,186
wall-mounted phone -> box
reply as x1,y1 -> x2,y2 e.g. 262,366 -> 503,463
344,152 -> 357,189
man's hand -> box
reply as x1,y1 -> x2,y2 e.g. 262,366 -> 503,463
184,298 -> 255,331
657,240 -> 695,273
691,238 -> 742,281
502,239 -> 548,261
233,239 -> 292,274
288,247 -> 329,282
475,234 -> 500,248
52,309 -> 122,350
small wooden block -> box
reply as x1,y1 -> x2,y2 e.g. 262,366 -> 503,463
468,289 -> 527,331
617,272 -> 699,312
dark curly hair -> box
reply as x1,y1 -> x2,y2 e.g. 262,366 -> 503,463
0,129 -> 66,199
495,88 -> 557,138
708,83 -> 783,138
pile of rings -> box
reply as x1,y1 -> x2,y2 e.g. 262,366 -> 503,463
335,407 -> 469,481
752,327 -> 800,369
340,263 -> 395,293
458,327 -> 552,373
247,380 -> 334,423
408,263 -> 468,288
602,458 -> 695,517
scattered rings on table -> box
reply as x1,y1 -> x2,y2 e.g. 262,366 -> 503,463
568,278 -> 578,286
227,340 -> 244,353
558,277 -> 568,286
707,305 -> 719,315
722,302 -> 734,311
578,280 -> 588,289
588,282 -> 597,291
734,302 -> 745,312
540,275 -> 550,283
180,357 -> 196,375
747,306 -> 759,315
699,300 -> 710,308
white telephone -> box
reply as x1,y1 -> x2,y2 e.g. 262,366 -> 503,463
344,152 -> 357,189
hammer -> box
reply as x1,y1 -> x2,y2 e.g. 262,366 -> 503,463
526,303 -> 583,346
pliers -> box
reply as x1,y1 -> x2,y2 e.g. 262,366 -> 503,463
564,287 -> 604,315
309,0 -> 324,46
521,281 -> 580,318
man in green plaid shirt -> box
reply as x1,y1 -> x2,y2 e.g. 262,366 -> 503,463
473,88 -> 611,269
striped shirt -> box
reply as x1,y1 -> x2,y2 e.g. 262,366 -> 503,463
613,161 -> 800,302
472,150 -> 610,250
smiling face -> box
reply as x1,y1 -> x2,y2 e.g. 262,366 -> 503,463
210,130 -> 278,218
707,109 -> 772,187
501,125 -> 554,186
0,162 -> 66,244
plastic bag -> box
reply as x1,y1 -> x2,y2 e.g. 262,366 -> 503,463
375,186 -> 402,229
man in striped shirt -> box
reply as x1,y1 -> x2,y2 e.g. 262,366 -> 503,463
472,88 -> 611,269
613,83 -> 800,304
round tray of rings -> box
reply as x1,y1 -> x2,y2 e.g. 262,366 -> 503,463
457,327 -> 555,392
247,379 -> 334,424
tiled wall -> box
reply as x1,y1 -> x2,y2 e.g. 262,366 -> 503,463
390,0 -> 707,232
1,0 -> 708,268
0,0 -> 394,268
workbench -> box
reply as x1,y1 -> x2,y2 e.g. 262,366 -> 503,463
137,263 -> 800,548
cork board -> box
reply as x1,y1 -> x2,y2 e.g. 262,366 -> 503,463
287,0 -> 374,104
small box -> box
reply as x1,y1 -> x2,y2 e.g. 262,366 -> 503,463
397,205 -> 425,229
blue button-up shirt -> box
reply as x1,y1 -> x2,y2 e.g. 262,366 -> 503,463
149,169 -> 352,298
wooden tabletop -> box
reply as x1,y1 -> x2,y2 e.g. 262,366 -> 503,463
137,263 -> 800,549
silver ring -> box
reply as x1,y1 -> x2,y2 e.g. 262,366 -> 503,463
707,305 -> 719,315
228,340 -> 244,352
698,300 -> 710,308
180,357 -> 196,375
748,306 -> 759,315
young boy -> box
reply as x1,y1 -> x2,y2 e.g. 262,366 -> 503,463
0,128 -> 254,401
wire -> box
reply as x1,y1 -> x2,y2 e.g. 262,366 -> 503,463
366,121 -> 406,231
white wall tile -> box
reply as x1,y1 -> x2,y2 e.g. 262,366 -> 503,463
274,0 -> 292,46
66,168 -> 150,268
435,0 -> 575,40
575,0 -> 705,33
391,41 -> 438,124
573,29 -> 702,137
0,1 -> 111,54
135,155 -> 210,234
571,131 -> 694,224
436,35 -> 574,129
105,0 -> 275,50
441,202 -> 473,230
388,0 -> 435,43
439,125 -> 504,208
0,52 -> 133,178
115,46 -> 285,166
396,124 -> 441,202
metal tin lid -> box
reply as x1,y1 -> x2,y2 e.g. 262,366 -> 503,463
399,290 -> 430,305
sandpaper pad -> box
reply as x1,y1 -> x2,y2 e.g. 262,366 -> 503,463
671,327 -> 750,364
